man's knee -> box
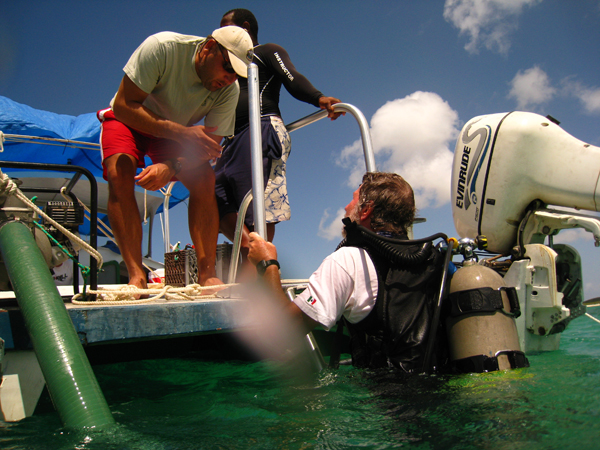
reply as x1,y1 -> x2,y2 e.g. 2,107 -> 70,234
105,153 -> 138,182
179,162 -> 216,191
104,155 -> 139,203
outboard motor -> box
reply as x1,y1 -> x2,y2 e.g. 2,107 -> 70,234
449,111 -> 596,354
446,238 -> 529,372
451,111 -> 600,254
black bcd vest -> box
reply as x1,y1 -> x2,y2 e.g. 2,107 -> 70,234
338,219 -> 447,373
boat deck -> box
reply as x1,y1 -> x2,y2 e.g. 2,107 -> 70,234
0,280 -> 310,352
0,286 -> 254,350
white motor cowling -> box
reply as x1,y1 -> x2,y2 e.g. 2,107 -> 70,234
451,111 -> 600,254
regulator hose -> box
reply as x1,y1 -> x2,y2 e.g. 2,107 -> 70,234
339,218 -> 447,266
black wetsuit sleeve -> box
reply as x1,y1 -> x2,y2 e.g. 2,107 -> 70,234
261,43 -> 324,107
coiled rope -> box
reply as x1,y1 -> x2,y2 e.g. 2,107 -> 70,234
71,282 -> 238,305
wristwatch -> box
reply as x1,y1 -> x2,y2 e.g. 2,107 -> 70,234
170,159 -> 182,175
256,259 -> 280,276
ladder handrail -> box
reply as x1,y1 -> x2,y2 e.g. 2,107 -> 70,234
229,70 -> 377,282
285,103 -> 376,173
228,190 -> 253,284
248,64 -> 267,239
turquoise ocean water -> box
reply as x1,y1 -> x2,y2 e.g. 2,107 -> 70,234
1,308 -> 599,450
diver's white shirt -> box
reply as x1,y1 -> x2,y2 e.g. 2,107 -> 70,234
293,247 -> 378,330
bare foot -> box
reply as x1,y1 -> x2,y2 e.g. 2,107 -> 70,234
127,276 -> 148,300
200,276 -> 226,295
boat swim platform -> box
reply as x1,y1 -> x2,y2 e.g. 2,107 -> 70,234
0,280 -> 309,352
0,285 -> 269,352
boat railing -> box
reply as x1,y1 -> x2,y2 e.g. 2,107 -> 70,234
1,132 -> 164,263
227,63 -> 377,283
285,103 -> 376,172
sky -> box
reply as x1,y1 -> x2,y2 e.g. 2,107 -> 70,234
2,0 -> 600,298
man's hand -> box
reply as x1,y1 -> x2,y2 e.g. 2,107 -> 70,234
179,125 -> 223,162
113,75 -> 224,164
319,96 -> 344,120
134,162 -> 174,191
248,232 -> 278,266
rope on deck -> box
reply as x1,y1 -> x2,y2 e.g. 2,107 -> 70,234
71,282 -> 239,305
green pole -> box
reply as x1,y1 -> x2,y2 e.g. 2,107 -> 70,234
0,220 -> 115,429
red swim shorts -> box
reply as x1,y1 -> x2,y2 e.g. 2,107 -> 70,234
98,108 -> 183,180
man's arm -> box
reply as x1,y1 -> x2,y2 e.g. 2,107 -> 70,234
112,75 -> 224,161
133,132 -> 222,191
112,75 -> 225,190
247,232 -> 319,334
263,44 -> 343,120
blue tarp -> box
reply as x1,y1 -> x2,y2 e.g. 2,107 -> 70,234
0,95 -> 103,172
0,95 -> 190,212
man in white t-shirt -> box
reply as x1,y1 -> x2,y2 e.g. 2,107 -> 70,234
247,172 -> 444,371
98,26 -> 252,293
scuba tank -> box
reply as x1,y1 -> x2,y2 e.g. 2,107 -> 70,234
446,238 -> 529,372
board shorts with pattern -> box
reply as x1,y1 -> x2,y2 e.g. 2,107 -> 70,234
214,115 -> 291,228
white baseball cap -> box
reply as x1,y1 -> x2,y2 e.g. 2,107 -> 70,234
212,26 -> 253,78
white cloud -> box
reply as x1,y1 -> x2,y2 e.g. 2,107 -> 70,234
508,66 -> 556,109
336,91 -> 459,210
509,69 -> 600,115
564,82 -> 600,114
576,87 -> 600,114
443,0 -> 542,54
317,207 -> 346,241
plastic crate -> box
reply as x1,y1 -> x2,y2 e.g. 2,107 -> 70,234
164,250 -> 198,287
164,243 -> 236,286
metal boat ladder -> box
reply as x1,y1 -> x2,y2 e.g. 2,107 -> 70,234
227,63 -> 377,282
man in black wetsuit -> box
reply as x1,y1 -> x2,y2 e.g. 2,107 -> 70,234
215,8 -> 343,277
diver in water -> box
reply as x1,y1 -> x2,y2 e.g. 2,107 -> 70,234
247,171 -> 446,372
